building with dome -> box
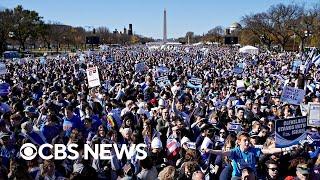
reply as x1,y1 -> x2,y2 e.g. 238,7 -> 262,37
229,22 -> 242,33
224,22 -> 242,45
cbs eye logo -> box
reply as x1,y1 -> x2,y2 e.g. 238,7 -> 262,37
20,143 -> 38,160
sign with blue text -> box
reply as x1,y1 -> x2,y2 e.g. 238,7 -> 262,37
280,86 -> 305,105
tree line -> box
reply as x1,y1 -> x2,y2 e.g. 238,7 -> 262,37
0,5 -> 152,54
182,3 -> 320,51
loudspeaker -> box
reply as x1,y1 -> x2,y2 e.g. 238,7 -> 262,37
86,36 -> 100,44
224,36 -> 238,44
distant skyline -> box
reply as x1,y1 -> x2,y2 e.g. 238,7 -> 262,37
1,0 -> 318,39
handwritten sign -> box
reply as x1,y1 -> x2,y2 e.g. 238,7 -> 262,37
280,86 -> 305,105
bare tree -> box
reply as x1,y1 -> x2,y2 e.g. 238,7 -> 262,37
11,5 -> 43,51
241,13 -> 274,50
267,3 -> 303,51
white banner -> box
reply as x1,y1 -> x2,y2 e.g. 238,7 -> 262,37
86,66 -> 101,88
280,86 -> 305,105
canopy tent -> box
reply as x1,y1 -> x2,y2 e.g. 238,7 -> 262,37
239,45 -> 259,55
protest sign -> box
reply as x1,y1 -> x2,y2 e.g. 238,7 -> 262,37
105,57 -> 115,64
236,80 -> 245,93
227,122 -> 242,132
0,63 -> 7,75
292,60 -> 302,72
187,77 -> 202,92
188,77 -> 202,86
233,67 -> 243,74
135,62 -> 147,73
0,83 -> 10,96
275,116 -> 307,148
86,66 -> 101,88
155,76 -> 171,88
280,86 -> 305,105
154,66 -> 169,78
300,104 -> 308,116
307,103 -> 320,127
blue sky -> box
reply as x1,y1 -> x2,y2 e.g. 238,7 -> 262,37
1,0 -> 318,39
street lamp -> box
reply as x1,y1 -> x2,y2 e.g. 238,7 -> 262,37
303,29 -> 312,53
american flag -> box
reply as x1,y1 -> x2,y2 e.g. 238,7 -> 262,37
166,138 -> 180,159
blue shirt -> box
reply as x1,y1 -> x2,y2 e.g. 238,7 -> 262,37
63,115 -> 82,137
230,146 -> 261,177
0,145 -> 17,168
41,124 -> 61,143
91,115 -> 102,131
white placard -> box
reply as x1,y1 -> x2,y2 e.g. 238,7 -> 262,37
308,103 -> 320,127
237,80 -> 245,93
189,77 -> 202,85
280,86 -> 305,105
300,104 -> 308,116
86,66 -> 101,88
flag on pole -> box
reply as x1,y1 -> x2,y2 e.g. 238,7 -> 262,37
304,49 -> 317,74
312,54 -> 320,67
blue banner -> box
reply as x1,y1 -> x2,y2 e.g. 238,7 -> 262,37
275,116 -> 307,148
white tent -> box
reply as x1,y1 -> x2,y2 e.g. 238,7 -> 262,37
239,45 -> 259,55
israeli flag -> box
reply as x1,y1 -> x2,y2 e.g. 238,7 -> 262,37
304,49 -> 317,74
312,54 -> 320,67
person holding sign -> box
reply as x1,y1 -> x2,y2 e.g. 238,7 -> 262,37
202,132 -> 297,178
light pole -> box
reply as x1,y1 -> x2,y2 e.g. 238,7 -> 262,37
260,35 -> 265,49
303,29 -> 312,53
63,36 -> 66,53
293,33 -> 296,52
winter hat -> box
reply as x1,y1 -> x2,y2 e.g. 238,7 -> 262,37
151,137 -> 163,149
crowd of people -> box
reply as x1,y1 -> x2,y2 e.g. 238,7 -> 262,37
0,44 -> 319,180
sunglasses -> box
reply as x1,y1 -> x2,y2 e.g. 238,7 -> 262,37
269,168 -> 278,171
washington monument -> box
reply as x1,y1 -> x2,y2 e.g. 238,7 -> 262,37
163,9 -> 167,43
